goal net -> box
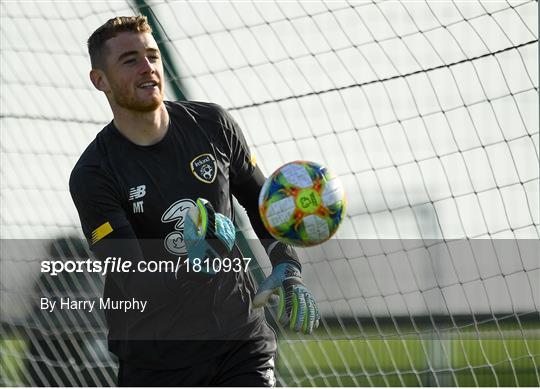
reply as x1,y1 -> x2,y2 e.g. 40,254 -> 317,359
1,0 -> 538,386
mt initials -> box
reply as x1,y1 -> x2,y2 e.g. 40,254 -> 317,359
133,201 -> 144,213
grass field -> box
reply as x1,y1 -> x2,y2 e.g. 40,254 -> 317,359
277,338 -> 540,386
275,321 -> 540,387
2,323 -> 539,387
0,339 -> 26,386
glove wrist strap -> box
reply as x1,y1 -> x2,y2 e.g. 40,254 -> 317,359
267,241 -> 301,271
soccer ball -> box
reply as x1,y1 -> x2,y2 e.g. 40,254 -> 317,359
258,160 -> 346,247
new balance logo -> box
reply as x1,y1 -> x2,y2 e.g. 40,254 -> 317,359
133,201 -> 144,214
129,185 -> 146,200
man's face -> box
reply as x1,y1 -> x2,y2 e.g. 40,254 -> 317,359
100,32 -> 164,112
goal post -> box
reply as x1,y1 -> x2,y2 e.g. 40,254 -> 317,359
1,1 -> 538,387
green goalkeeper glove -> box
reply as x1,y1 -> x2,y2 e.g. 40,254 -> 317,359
183,198 -> 236,275
253,261 -> 320,334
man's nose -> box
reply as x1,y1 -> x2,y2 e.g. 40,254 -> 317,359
139,57 -> 154,73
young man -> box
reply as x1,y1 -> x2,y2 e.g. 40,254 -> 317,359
69,16 -> 319,386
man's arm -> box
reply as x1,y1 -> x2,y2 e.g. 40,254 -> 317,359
232,166 -> 320,334
69,166 -> 147,298
215,103 -> 320,333
231,166 -> 301,268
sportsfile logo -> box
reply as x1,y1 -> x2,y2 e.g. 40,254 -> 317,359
129,185 -> 146,200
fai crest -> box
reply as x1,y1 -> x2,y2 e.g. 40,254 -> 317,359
190,153 -> 217,183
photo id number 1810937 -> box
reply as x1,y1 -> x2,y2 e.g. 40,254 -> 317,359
184,257 -> 251,273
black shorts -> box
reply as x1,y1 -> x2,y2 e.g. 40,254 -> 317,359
117,339 -> 276,387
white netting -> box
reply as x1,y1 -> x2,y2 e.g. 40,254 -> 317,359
1,1 -> 538,386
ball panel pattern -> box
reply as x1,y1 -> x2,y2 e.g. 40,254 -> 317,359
259,161 -> 346,246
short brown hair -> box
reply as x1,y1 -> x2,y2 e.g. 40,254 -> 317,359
87,15 -> 152,69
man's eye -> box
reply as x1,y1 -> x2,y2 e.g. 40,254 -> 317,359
123,58 -> 136,64
149,55 -> 160,62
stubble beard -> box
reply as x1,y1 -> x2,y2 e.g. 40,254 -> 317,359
111,84 -> 164,113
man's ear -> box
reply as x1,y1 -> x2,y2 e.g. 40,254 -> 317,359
89,68 -> 110,93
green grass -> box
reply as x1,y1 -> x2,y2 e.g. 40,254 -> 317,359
2,324 -> 539,387
276,337 -> 540,386
0,339 -> 27,386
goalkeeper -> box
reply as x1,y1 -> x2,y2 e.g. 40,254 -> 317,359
69,16 -> 319,387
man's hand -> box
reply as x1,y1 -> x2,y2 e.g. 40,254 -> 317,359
253,261 -> 320,334
183,198 -> 236,274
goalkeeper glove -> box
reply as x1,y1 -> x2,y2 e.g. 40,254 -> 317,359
253,261 -> 320,334
183,198 -> 236,275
